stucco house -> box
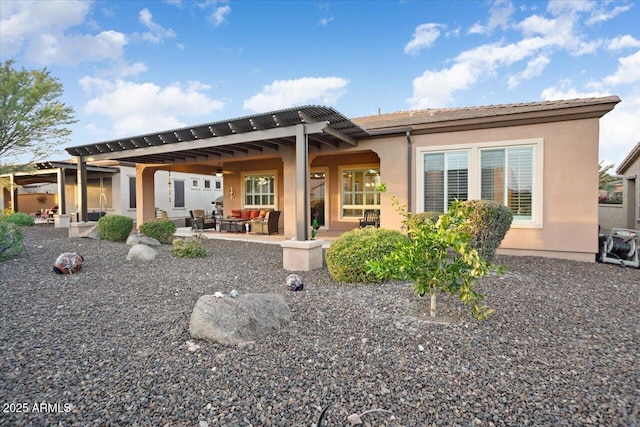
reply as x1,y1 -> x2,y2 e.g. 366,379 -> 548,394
615,140 -> 640,230
63,96 -> 619,262
1,161 -> 223,224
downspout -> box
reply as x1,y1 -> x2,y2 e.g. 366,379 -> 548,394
406,130 -> 413,213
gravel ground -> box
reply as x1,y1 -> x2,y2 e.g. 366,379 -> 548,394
1,225 -> 638,427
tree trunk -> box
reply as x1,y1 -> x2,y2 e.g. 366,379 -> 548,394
430,293 -> 437,317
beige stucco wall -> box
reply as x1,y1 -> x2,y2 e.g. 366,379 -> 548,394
619,159 -> 639,230
354,118 -> 601,262
598,204 -> 624,230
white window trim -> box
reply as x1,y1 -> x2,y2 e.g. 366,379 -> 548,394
339,163 -> 381,221
241,170 -> 278,209
191,178 -> 200,190
203,179 -> 212,191
417,138 -> 544,228
173,179 -> 186,209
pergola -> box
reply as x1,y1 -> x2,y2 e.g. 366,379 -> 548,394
65,106 -> 369,241
2,161 -> 118,214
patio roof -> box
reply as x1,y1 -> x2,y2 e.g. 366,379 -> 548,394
65,106 -> 369,164
3,161 -> 118,186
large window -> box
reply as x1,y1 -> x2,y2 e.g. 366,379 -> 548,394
341,168 -> 380,218
423,152 -> 468,212
481,147 -> 534,220
244,173 -> 275,208
419,140 -> 541,226
174,180 -> 185,208
128,177 -> 136,209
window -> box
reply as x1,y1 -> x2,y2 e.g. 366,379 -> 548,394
128,177 -> 136,209
244,173 -> 275,208
215,180 -> 221,190
341,168 -> 380,218
418,139 -> 542,227
174,180 -> 185,208
423,151 -> 468,212
204,180 -> 211,190
87,177 -> 113,210
192,179 -> 199,189
481,147 -> 534,220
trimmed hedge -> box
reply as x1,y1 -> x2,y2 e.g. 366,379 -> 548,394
0,220 -> 24,260
4,212 -> 35,227
172,238 -> 207,258
326,227 -> 408,284
406,211 -> 442,231
460,200 -> 513,261
140,219 -> 176,244
98,215 -> 134,242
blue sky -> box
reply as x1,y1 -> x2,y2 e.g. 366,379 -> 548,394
1,0 -> 639,170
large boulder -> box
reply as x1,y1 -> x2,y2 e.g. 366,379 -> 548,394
126,234 -> 161,247
126,244 -> 158,261
189,293 -> 291,345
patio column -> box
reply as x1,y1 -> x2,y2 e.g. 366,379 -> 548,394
76,157 -> 87,221
136,164 -> 156,230
56,168 -> 66,214
295,124 -> 309,241
9,174 -> 17,212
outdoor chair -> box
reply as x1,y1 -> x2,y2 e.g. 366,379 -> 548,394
251,210 -> 281,235
190,209 -> 216,231
359,210 -> 380,228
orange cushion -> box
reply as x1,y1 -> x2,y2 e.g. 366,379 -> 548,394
249,210 -> 261,219
258,210 -> 269,218
241,210 -> 252,220
231,209 -> 242,218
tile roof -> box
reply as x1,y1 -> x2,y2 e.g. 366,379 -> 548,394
616,140 -> 640,175
351,96 -> 621,131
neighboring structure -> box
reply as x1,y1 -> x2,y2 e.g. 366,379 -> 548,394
64,97 -> 619,262
1,161 -> 223,223
615,140 -> 640,230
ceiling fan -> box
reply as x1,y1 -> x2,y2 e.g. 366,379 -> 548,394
213,163 -> 232,177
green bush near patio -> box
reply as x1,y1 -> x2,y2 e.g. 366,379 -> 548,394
172,238 -> 207,258
0,220 -> 24,260
326,227 -> 408,284
98,215 -> 134,242
140,219 -> 176,244
3,212 -> 35,227
461,200 -> 513,261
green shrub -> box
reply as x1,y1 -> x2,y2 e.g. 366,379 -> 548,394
97,215 -> 134,242
406,211 -> 442,231
460,200 -> 513,261
140,219 -> 176,244
326,227 -> 408,284
4,212 -> 35,226
0,221 -> 24,260
172,237 -> 207,258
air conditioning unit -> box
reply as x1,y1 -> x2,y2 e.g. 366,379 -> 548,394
597,228 -> 639,268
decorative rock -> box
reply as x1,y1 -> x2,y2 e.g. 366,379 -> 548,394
126,244 -> 158,261
229,290 -> 239,298
189,293 -> 291,345
126,234 -> 161,247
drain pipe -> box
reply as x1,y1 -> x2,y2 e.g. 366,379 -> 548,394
406,130 -> 413,213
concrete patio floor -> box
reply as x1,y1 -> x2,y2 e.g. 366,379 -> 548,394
173,227 -> 342,248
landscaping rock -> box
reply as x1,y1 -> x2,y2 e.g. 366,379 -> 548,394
126,244 -> 158,261
80,225 -> 100,240
189,293 -> 291,345
126,234 -> 161,247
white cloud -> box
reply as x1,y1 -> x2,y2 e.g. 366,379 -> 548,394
27,30 -> 127,66
243,77 -> 349,112
319,16 -> 334,26
404,23 -> 444,55
81,78 -> 224,136
487,0 -> 515,31
0,0 -> 91,58
608,35 -> 640,51
507,55 -> 550,89
138,8 -> 176,44
468,22 -> 486,35
210,5 -> 231,27
602,50 -> 640,87
586,4 -> 633,25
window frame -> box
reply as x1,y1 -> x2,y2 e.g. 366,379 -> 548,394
128,176 -> 136,210
339,164 -> 381,220
422,150 -> 470,213
241,170 -> 277,209
173,179 -> 186,209
417,138 -> 543,228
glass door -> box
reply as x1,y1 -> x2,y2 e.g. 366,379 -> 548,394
310,170 -> 326,228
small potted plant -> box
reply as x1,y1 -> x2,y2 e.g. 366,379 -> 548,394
310,211 -> 320,239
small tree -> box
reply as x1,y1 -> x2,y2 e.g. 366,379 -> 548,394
0,60 -> 77,170
367,197 -> 502,321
